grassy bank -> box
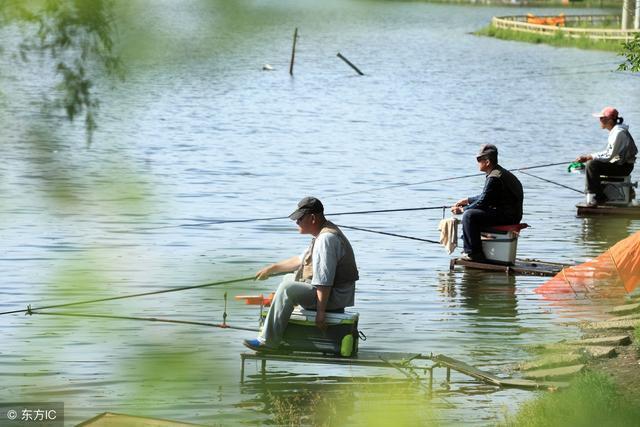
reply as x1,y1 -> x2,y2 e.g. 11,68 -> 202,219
501,371 -> 640,427
476,25 -> 624,51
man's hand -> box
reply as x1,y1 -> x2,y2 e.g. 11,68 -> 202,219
451,206 -> 464,214
255,265 -> 273,280
576,154 -> 592,163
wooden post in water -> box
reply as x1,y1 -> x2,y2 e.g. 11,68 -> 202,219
337,52 -> 364,76
289,27 -> 298,76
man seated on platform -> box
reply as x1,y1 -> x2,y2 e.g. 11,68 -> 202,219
243,197 -> 359,352
451,144 -> 524,262
575,106 -> 637,206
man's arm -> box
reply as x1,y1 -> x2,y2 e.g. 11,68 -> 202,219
466,178 -> 499,210
255,255 -> 301,280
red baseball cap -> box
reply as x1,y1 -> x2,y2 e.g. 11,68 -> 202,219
592,106 -> 618,120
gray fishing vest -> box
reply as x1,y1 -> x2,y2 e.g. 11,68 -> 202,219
295,221 -> 359,287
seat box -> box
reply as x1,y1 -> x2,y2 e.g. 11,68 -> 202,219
481,230 -> 518,265
601,175 -> 634,206
261,308 -> 359,357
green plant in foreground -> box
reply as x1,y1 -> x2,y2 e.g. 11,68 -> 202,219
501,371 -> 640,427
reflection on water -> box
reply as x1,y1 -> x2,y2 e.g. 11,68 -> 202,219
579,216 -> 636,254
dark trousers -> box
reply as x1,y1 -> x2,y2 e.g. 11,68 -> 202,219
462,208 -> 519,258
586,160 -> 633,201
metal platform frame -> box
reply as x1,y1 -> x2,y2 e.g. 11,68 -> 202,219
240,351 -> 565,391
449,258 -> 567,276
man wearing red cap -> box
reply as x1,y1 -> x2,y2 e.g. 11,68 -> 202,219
576,107 -> 637,206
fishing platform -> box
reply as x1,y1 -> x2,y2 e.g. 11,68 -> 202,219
576,175 -> 639,217
576,203 -> 640,217
240,350 -> 565,391
449,257 -> 566,276
448,223 -> 568,276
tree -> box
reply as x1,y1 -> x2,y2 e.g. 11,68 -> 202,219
618,33 -> 640,72
0,0 -> 123,142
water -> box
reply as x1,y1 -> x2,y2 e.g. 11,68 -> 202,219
1,1 -> 640,425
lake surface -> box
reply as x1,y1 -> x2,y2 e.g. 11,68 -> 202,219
1,1 -> 639,425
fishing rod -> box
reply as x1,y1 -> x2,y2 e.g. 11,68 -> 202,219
27,311 -> 260,332
336,224 -> 440,244
0,274 -> 266,316
518,170 -> 583,194
180,205 -> 450,228
329,161 -> 569,198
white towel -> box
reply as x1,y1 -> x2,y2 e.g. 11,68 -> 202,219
438,217 -> 459,254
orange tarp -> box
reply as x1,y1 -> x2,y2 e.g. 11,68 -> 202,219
536,231 -> 640,297
526,13 -> 566,27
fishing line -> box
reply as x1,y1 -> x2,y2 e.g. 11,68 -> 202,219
336,224 -> 440,244
0,274 -> 266,316
27,311 -> 260,332
518,170 -> 583,194
328,161 -> 568,198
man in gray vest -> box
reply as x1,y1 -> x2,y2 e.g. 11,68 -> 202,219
243,197 -> 359,352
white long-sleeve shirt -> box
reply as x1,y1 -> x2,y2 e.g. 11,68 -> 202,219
591,124 -> 636,165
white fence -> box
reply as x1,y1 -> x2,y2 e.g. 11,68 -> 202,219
492,15 -> 640,41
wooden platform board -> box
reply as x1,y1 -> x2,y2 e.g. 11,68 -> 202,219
576,203 -> 640,217
449,258 -> 567,276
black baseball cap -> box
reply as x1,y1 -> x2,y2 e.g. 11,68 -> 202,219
476,144 -> 498,161
289,196 -> 324,220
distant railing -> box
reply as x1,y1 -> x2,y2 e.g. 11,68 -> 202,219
492,15 -> 640,41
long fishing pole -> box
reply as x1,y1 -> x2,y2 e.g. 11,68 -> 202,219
518,170 -> 583,194
336,224 -> 440,244
181,205 -> 450,228
28,311 -> 260,332
0,275 -> 265,316
329,161 -> 569,198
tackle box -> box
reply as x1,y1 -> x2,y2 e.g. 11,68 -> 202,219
260,308 -> 360,357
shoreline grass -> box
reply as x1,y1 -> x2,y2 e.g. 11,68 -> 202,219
500,371 -> 640,427
476,25 -> 624,51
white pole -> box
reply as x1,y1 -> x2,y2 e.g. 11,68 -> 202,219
635,0 -> 639,29
622,0 -> 629,30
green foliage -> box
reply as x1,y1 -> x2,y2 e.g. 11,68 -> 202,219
477,25 -> 624,52
1,0 -> 123,142
265,382 -> 439,427
501,371 -> 640,427
618,33 -> 640,72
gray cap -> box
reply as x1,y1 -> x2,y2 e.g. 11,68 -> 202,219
476,144 -> 498,160
289,196 -> 324,220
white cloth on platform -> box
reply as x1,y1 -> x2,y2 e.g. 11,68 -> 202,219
438,217 -> 459,254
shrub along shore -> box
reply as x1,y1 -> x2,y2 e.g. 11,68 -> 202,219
475,25 -> 625,51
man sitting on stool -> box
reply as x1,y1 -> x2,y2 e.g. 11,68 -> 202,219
575,107 -> 637,206
243,197 -> 359,352
451,144 -> 524,262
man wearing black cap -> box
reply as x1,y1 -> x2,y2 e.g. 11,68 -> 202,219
243,197 -> 359,352
451,144 -> 524,261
